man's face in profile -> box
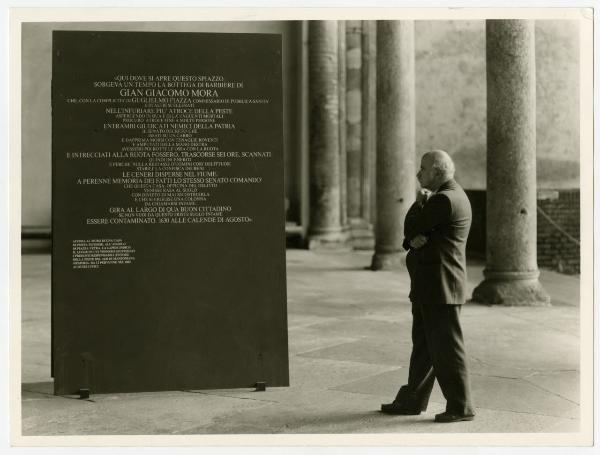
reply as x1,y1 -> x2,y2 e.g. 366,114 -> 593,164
417,154 -> 438,191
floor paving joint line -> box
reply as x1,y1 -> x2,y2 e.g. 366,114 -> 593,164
498,311 -> 580,335
520,378 -> 580,405
295,341 -> 366,356
468,356 -> 539,374
182,390 -> 282,404
471,406 -> 579,420
22,389 -> 54,397
470,372 -> 528,380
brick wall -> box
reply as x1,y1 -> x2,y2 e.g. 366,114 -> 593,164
537,190 -> 580,274
465,189 -> 580,274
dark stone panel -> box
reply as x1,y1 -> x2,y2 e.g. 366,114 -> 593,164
52,31 -> 288,394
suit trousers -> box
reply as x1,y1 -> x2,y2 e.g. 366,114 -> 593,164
397,301 -> 474,415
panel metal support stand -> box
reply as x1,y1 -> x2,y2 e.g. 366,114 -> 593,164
78,388 -> 90,399
254,382 -> 267,392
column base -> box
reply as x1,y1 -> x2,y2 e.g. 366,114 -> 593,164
472,277 -> 551,306
370,251 -> 406,271
307,229 -> 350,250
348,218 -> 375,250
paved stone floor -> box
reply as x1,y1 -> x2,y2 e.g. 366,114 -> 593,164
20,250 -> 582,437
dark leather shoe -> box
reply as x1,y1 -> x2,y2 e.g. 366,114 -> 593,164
434,411 -> 475,423
381,402 -> 421,415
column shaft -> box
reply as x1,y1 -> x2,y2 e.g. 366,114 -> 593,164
338,21 -> 348,229
345,20 -> 363,221
349,20 -> 376,251
307,21 -> 345,247
360,20 -> 374,223
368,20 -> 377,226
371,20 -> 416,270
473,20 -> 550,305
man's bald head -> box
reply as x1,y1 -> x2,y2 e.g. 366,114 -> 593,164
425,150 -> 455,181
417,149 -> 455,191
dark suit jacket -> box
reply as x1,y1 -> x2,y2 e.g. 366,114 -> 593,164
403,179 -> 472,305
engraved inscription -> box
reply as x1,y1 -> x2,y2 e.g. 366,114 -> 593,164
63,73 -> 273,227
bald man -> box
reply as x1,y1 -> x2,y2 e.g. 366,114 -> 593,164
381,150 -> 475,423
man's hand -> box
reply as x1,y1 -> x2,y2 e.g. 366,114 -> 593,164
409,234 -> 428,249
416,189 -> 432,205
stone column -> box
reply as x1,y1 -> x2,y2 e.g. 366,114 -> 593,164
345,21 -> 363,223
338,21 -> 348,230
472,20 -> 550,305
371,21 -> 416,270
348,20 -> 376,251
360,20 -> 374,226
307,21 -> 345,248
368,20 -> 377,226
